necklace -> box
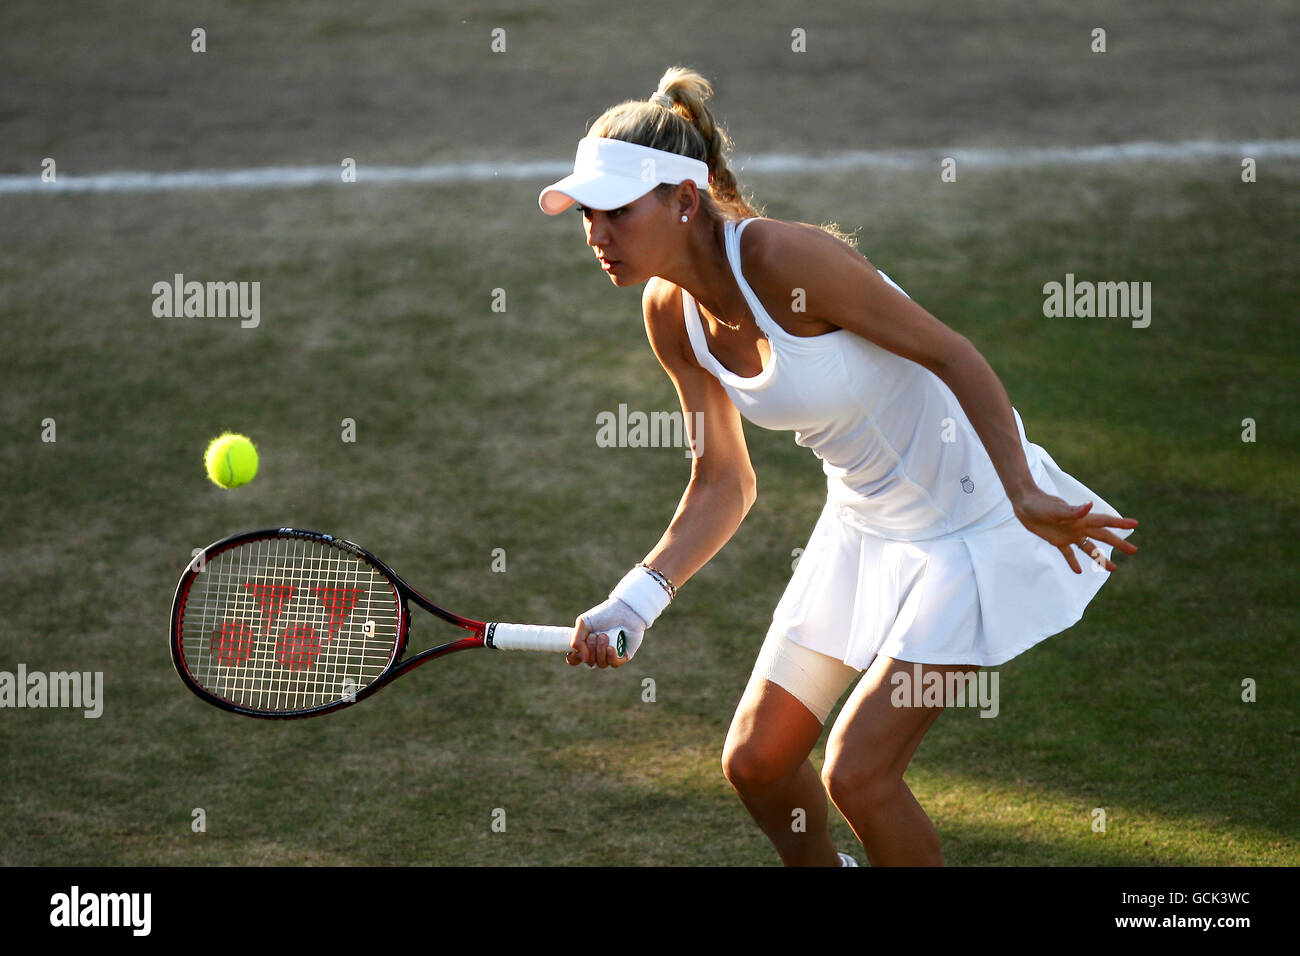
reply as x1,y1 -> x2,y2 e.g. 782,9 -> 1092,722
707,222 -> 744,332
701,301 -> 743,332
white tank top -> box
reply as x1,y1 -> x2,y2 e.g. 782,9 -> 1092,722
682,217 -> 1040,542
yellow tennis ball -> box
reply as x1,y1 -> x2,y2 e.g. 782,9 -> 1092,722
204,432 -> 259,489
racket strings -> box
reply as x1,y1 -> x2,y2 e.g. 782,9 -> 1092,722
181,536 -> 399,713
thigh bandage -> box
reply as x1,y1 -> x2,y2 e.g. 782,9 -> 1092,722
750,628 -> 861,724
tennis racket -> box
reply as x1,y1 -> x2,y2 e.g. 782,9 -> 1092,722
170,527 -> 626,719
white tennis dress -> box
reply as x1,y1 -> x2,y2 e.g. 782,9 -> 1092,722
682,218 -> 1134,668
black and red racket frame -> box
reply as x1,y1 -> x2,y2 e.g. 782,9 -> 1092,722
171,528 -> 510,719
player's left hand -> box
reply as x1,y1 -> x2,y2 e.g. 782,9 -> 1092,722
1013,490 -> 1138,574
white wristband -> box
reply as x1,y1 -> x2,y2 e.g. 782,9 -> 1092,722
610,566 -> 672,628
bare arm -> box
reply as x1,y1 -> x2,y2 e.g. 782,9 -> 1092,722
751,222 -> 1036,506
933,339 -> 1136,568
932,340 -> 1038,507
748,221 -> 1137,573
641,472 -> 753,588
568,279 -> 759,668
638,277 -> 758,589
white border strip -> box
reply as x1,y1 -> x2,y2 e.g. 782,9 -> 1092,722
2,140 -> 1297,194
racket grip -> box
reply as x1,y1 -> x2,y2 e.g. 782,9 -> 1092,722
486,622 -> 627,656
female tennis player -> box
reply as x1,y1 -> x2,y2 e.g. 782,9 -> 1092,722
538,67 -> 1138,867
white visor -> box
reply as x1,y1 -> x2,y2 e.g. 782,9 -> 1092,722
538,136 -> 710,215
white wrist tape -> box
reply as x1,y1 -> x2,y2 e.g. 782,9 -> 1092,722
610,566 -> 672,628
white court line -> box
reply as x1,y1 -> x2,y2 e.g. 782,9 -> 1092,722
1,140 -> 1297,194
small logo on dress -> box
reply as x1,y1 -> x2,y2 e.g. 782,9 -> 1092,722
960,475 -> 974,493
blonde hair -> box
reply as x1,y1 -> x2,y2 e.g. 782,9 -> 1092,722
588,66 -> 859,248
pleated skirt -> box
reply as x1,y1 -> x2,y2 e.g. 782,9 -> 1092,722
768,446 -> 1135,669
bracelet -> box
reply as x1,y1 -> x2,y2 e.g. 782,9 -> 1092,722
636,561 -> 678,600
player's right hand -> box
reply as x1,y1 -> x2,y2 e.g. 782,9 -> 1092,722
569,597 -> 647,669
